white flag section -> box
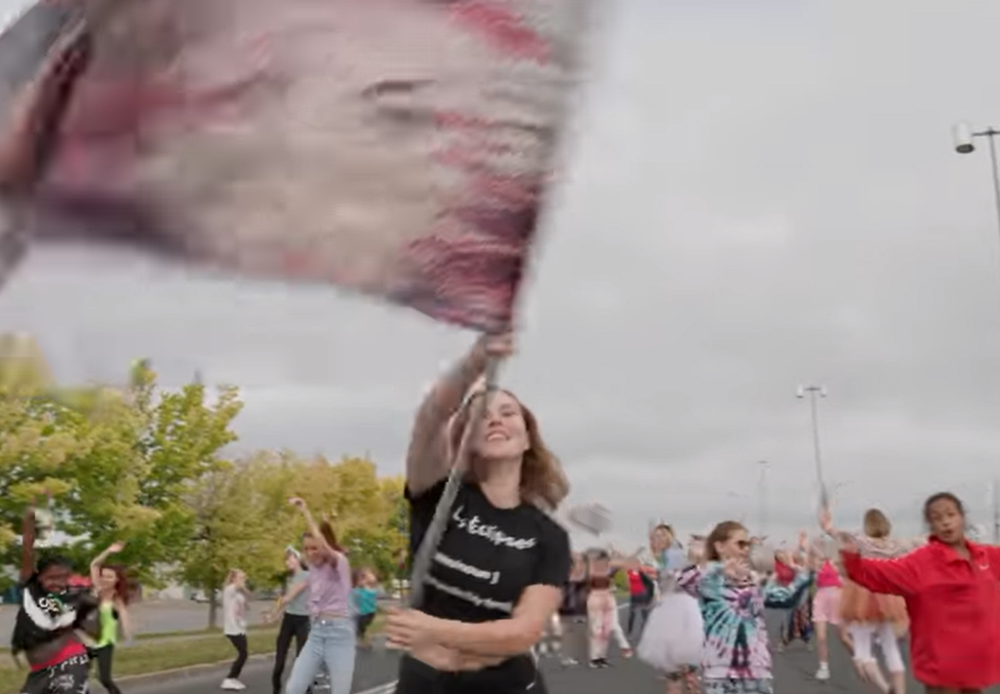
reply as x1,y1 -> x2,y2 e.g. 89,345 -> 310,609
566,502 -> 613,536
0,0 -> 597,332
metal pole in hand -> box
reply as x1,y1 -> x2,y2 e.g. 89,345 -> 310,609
408,357 -> 502,608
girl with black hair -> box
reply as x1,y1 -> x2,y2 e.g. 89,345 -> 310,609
827,493 -> 1000,693
11,505 -> 98,694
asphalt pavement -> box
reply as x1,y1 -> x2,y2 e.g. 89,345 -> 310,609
101,610 -> 932,694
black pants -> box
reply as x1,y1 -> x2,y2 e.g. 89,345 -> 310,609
272,614 -> 310,693
627,597 -> 651,638
89,645 -> 121,693
226,634 -> 248,680
356,613 -> 376,640
20,652 -> 91,694
396,654 -> 547,694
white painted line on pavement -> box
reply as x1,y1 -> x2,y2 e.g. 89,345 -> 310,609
358,602 -> 630,693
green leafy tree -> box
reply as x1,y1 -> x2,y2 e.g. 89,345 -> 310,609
0,341 -> 84,580
0,351 -> 244,595
179,454 -> 293,627
55,365 -> 243,585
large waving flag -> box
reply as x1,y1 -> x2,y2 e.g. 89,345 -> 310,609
0,0 -> 595,332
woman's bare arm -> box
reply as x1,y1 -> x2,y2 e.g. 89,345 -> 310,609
89,542 -> 123,591
20,508 -> 35,582
406,337 -> 498,496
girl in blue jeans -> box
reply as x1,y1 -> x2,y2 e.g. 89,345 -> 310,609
285,497 -> 357,694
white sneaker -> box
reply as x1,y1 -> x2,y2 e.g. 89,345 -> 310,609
220,678 -> 244,691
816,665 -> 830,681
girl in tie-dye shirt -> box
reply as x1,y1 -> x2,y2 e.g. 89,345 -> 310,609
678,521 -> 811,694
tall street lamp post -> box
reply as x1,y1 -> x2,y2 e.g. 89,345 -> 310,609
797,384 -> 828,505
953,123 -> 1000,544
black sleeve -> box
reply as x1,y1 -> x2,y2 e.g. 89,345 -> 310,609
530,518 -> 571,589
405,479 -> 450,556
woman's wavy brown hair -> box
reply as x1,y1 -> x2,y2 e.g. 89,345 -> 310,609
449,389 -> 569,511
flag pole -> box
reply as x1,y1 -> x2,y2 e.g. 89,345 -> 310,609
407,355 -> 502,608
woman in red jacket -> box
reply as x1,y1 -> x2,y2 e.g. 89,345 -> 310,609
823,492 -> 1000,693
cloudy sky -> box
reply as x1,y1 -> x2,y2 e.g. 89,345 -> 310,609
3,0 -> 1000,549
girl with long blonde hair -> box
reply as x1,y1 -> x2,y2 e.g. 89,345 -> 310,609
821,507 -> 909,694
221,568 -> 249,691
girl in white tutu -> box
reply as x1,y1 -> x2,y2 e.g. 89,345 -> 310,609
638,535 -> 706,693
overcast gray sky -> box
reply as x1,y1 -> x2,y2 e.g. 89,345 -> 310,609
3,0 -> 1000,550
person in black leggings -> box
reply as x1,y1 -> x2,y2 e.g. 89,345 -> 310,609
88,542 -> 133,694
271,547 -> 311,693
385,334 -> 572,693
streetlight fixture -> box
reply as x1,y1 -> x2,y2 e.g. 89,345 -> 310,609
797,384 -> 829,505
953,123 -> 1000,543
952,122 -> 1000,252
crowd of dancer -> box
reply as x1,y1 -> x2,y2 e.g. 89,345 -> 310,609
8,333 -> 1000,694
9,492 -> 382,694
530,495 -> 1000,695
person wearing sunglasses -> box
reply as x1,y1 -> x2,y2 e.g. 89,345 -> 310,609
677,521 -> 811,694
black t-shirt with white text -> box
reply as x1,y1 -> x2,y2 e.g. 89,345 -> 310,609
401,478 -> 570,692
11,577 -> 95,661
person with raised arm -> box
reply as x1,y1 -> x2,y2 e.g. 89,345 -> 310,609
677,520 -> 810,694
820,506 -> 909,693
88,541 -> 132,693
824,494 -> 1000,693
11,503 -> 98,693
283,498 -> 357,694
808,537 -> 853,683
385,334 -> 571,693
220,568 -> 250,691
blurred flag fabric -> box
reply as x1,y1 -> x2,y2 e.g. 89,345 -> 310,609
566,502 -> 613,536
0,0 -> 595,332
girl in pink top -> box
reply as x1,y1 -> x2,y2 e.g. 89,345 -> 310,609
284,498 -> 356,694
810,544 -> 854,683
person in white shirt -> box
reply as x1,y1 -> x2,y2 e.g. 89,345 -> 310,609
222,569 -> 249,691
